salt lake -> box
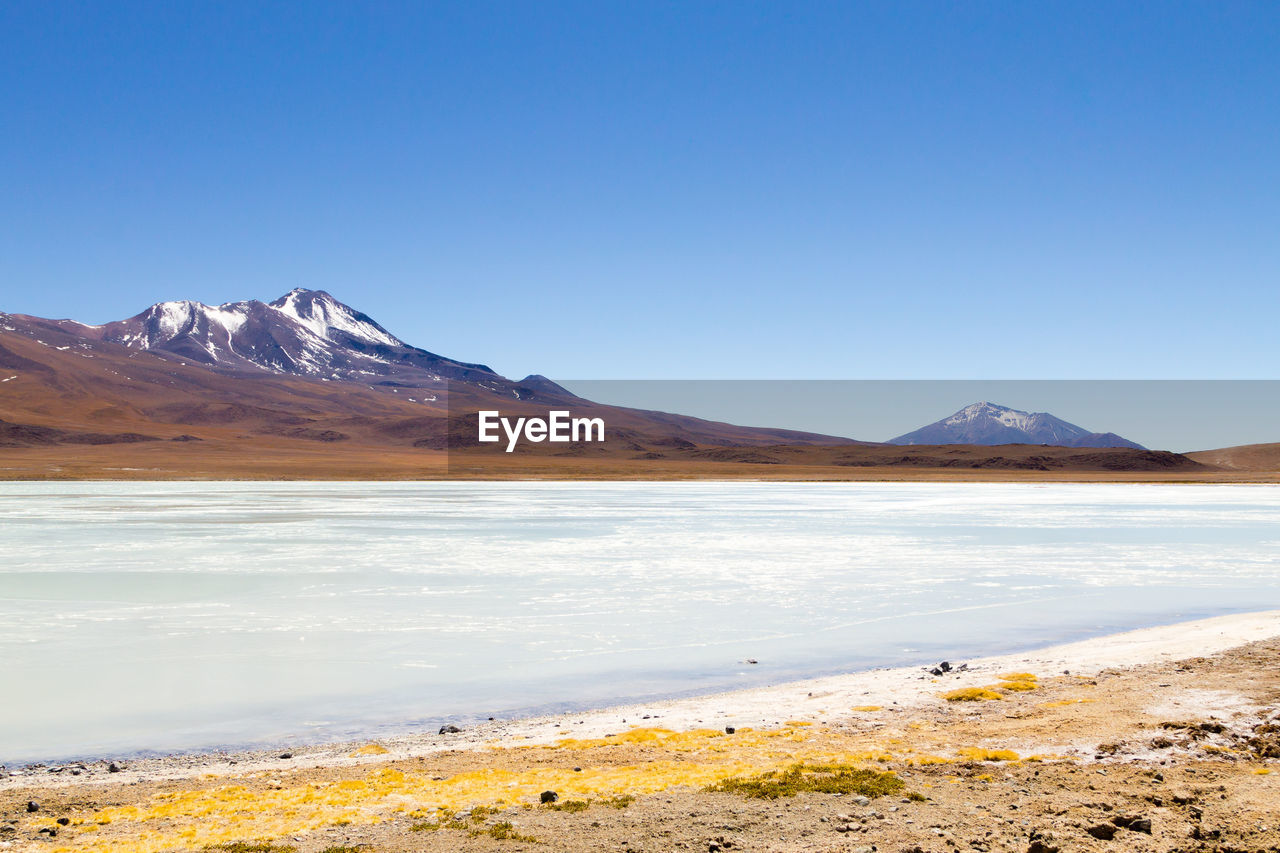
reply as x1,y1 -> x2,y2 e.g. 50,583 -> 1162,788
2,481 -> 1277,765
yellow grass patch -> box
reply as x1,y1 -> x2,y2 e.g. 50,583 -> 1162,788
1040,698 -> 1094,708
996,681 -> 1038,692
545,723 -> 820,753
942,687 -> 1003,702
909,754 -> 952,766
348,743 -> 389,757
995,673 -> 1038,692
957,747 -> 1020,762
45,723 -> 880,853
50,762 -> 759,852
942,672 -> 1038,700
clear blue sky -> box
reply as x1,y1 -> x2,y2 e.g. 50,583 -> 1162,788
1,1 -> 1277,380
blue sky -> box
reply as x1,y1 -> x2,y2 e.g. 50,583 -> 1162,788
1,1 -> 1277,380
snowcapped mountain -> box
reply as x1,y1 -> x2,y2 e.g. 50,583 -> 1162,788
57,289 -> 498,387
888,402 -> 1144,449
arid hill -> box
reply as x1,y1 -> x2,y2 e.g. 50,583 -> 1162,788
1187,442 -> 1280,472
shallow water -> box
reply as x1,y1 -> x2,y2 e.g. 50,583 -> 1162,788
1,481 -> 1277,765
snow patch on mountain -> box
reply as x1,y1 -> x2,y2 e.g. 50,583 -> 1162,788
203,305 -> 250,336
945,401 -> 1048,433
271,288 -> 402,347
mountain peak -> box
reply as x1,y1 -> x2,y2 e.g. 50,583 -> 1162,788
955,400 -> 1004,415
956,401 -> 1016,414
891,401 -> 1144,449
944,401 -> 1041,430
134,298 -> 251,344
268,289 -> 402,347
515,374 -> 577,399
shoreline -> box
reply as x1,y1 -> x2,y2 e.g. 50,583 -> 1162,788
2,443 -> 1277,483
5,609 -> 1279,852
8,609 -> 1278,791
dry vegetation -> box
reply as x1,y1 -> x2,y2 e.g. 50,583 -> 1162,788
5,639 -> 1278,852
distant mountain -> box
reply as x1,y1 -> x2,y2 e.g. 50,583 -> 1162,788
888,402 -> 1145,449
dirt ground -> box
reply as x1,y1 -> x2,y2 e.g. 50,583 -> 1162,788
4,636 -> 1278,853
4,439 -> 1278,482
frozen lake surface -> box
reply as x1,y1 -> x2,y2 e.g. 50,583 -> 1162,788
2,481 -> 1278,764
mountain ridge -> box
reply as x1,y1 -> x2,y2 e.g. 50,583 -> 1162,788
0,290 -> 865,454
3,293 -> 1223,481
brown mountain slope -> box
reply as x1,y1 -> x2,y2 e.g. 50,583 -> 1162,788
0,322 -> 860,457
0,326 -> 450,443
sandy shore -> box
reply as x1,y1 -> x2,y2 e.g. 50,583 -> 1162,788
4,611 -> 1279,852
